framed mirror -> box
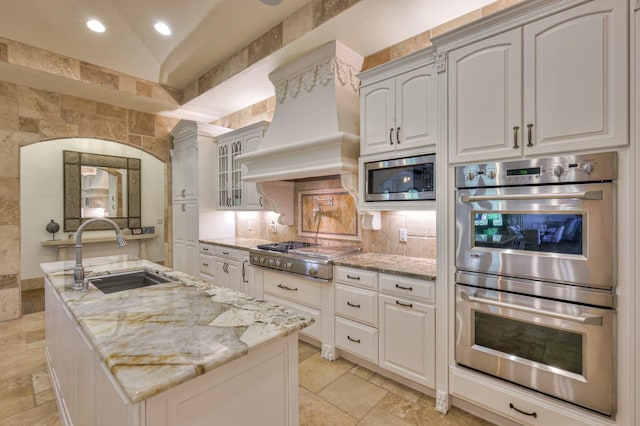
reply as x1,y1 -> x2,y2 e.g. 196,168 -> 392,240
63,150 -> 141,231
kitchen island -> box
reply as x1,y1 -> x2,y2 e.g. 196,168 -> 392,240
42,255 -> 313,426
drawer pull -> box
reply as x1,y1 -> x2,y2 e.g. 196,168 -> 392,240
346,274 -> 360,280
396,300 -> 413,308
203,247 -> 209,251
395,283 -> 413,291
346,301 -> 361,308
509,403 -> 537,418
223,251 -> 230,255
347,335 -> 361,344
277,284 -> 298,291
203,263 -> 209,267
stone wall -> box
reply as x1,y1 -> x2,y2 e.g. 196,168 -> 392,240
0,81 -> 177,321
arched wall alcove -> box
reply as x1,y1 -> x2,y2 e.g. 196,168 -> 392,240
20,138 -> 168,280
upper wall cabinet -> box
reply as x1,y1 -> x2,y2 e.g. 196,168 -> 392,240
216,121 -> 269,210
447,0 -> 628,163
359,49 -> 438,156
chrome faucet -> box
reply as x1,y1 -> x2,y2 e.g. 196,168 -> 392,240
73,218 -> 127,291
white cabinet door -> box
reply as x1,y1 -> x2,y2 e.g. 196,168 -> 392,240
217,141 -> 231,209
448,28 -> 523,163
361,79 -> 396,155
173,201 -> 198,276
378,294 -> 435,388
172,143 -> 186,200
226,260 -> 242,292
522,0 -> 628,154
173,139 -> 198,200
243,132 -> 264,210
395,64 -> 437,151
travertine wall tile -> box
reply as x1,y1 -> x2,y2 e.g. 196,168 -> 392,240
128,134 -> 143,147
228,48 -> 249,77
96,103 -> 127,120
142,136 -> 171,162
361,49 -> 391,72
79,62 -> 119,90
0,274 -> 18,290
248,24 -> 283,65
283,3 -> 313,45
0,42 -> 7,62
0,287 -> 20,321
0,96 -> 18,130
0,81 -> 17,98
0,177 -> 19,225
0,225 -> 19,275
128,110 -> 155,136
36,117 -> 79,139
136,81 -> 152,98
182,80 -> 199,104
390,31 -> 432,61
16,86 -> 60,120
60,109 -> 127,142
60,95 -> 97,114
18,117 -> 38,134
8,40 -> 81,80
119,74 -> 137,95
312,0 -> 352,28
20,277 -> 44,291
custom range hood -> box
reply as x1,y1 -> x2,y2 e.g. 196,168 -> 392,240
238,41 -> 363,183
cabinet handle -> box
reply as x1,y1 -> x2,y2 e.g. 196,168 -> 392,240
277,284 -> 298,291
223,263 -> 228,273
389,128 -> 394,145
181,204 -> 186,212
526,123 -> 534,147
395,283 -> 413,291
259,196 -> 263,207
395,300 -> 413,308
396,126 -> 401,144
347,335 -> 361,344
227,198 -> 231,207
203,247 -> 209,251
346,274 -> 360,280
181,189 -> 186,198
513,126 -> 519,149
203,263 -> 209,267
242,260 -> 248,283
223,251 -> 230,255
346,301 -> 361,308
509,403 -> 537,418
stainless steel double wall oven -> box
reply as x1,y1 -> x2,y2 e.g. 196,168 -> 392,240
454,152 -> 617,416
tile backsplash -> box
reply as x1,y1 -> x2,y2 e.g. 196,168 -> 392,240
235,177 -> 436,259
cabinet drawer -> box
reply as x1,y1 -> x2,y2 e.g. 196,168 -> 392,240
334,266 -> 377,290
263,270 -> 322,309
263,294 -> 321,341
335,317 -> 378,363
335,284 -> 377,327
213,246 -> 246,261
200,244 -> 214,255
379,273 -> 434,303
199,254 -> 215,276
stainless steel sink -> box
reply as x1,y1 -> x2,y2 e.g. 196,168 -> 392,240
87,270 -> 172,294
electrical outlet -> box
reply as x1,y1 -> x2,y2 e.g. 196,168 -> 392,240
248,221 -> 253,231
399,228 -> 408,242
270,220 -> 277,232
156,218 -> 163,225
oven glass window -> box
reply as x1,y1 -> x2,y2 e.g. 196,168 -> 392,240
473,213 -> 583,255
474,311 -> 583,375
368,164 -> 434,196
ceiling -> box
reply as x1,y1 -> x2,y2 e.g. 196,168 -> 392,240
0,0 -> 496,122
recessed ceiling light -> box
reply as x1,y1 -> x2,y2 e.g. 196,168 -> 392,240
86,19 -> 106,33
154,22 -> 172,36
260,0 -> 282,5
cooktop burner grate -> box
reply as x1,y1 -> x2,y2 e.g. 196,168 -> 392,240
255,241 -> 316,253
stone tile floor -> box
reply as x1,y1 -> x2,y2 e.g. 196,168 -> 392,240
5,291 -> 492,425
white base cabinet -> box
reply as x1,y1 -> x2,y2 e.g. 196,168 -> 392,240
211,244 -> 253,296
45,277 -> 300,426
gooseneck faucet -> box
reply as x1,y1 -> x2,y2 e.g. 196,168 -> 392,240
73,218 -> 127,291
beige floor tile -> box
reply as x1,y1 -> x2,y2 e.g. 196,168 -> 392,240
0,400 -> 61,426
0,348 -> 47,382
298,341 -> 320,363
299,386 -> 357,426
349,364 -> 375,381
0,375 -> 34,420
299,354 -> 353,393
358,406 -> 412,426
368,374 -> 423,403
32,369 -> 52,394
318,373 -> 387,419
377,392 -> 422,419
34,389 -> 55,406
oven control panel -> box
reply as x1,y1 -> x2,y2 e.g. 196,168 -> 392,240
455,152 -> 616,188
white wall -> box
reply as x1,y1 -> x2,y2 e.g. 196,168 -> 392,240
20,138 -> 166,279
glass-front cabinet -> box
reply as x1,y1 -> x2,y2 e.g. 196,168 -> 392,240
216,121 -> 269,210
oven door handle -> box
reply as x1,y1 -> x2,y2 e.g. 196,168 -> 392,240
459,190 -> 603,203
461,292 -> 603,325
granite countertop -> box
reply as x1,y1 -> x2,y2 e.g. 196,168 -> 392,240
199,237 -> 275,250
41,255 -> 313,404
333,253 -> 437,281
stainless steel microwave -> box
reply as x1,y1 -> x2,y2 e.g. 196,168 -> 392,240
364,154 -> 435,202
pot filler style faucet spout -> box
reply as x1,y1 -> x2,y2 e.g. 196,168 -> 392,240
73,218 -> 127,291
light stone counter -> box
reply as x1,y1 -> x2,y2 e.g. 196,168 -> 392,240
333,253 -> 437,281
41,254 -> 313,404
199,237 -> 276,250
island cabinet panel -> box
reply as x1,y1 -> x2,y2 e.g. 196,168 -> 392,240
95,361 -> 143,426
145,334 -> 299,426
